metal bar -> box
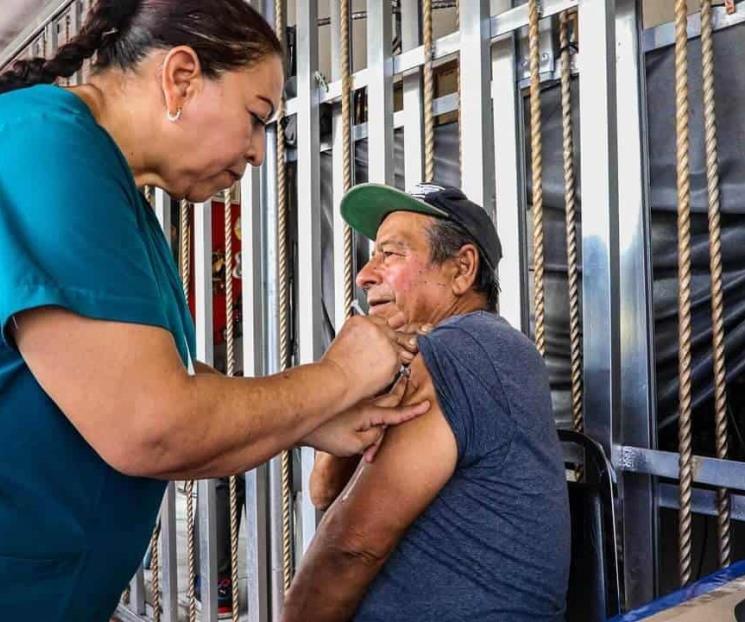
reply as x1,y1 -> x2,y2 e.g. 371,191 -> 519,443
71,0 -> 82,85
154,189 -> 172,246
618,446 -> 745,493
492,2 -> 529,333
193,199 -> 218,621
281,0 -> 578,114
578,0 -> 620,458
614,0 -> 659,607
458,0 -> 494,209
295,0 -> 322,558
159,483 -> 178,622
240,162 -> 270,622
114,605 -> 150,622
401,0 -> 424,189
129,568 -> 146,615
0,0 -> 75,69
642,3 -> 745,52
658,484 -> 745,523
366,0 -> 394,186
259,4 -> 284,602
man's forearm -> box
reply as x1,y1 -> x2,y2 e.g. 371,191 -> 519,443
144,360 -> 352,480
281,530 -> 387,622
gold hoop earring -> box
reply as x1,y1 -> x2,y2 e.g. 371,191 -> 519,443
167,107 -> 182,123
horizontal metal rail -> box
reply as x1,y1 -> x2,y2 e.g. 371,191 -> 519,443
642,2 -> 745,52
658,483 -> 745,522
617,446 -> 745,493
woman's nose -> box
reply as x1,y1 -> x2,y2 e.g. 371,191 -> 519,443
246,137 -> 266,168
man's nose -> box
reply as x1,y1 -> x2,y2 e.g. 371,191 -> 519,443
356,257 -> 381,290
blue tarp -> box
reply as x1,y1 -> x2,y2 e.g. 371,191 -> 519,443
610,560 -> 745,621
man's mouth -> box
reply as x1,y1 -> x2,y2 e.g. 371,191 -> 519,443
368,299 -> 394,314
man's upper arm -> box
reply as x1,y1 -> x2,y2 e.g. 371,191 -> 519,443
321,353 -> 457,558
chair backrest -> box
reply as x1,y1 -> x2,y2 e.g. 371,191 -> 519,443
558,429 -> 622,622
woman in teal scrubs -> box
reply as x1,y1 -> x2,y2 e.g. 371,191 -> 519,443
0,1 -> 427,619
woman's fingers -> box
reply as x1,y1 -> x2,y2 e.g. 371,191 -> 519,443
364,428 -> 387,463
365,400 -> 430,428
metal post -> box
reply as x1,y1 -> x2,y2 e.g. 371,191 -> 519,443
295,0 -> 323,557
241,163 -> 270,622
152,187 -> 179,622
458,0 -> 494,211
366,0 -> 394,186
401,0 -> 424,189
194,199 -> 219,621
615,0 -> 658,607
577,0 -> 620,457
492,1 -> 529,333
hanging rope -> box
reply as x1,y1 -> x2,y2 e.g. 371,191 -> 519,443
455,0 -> 462,178
674,0 -> 694,587
559,13 -> 582,436
341,0 -> 354,318
274,0 -> 294,594
223,187 -> 241,621
179,198 -> 198,621
701,0 -> 731,569
148,520 -> 161,622
528,0 -> 545,357
423,0 -> 435,182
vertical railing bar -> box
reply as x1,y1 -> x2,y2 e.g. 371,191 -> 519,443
257,0 -> 283,615
158,483 -> 178,622
240,163 -> 270,622
458,0 -> 494,211
154,189 -> 172,246
194,199 -> 218,621
578,0 -> 620,457
130,568 -> 146,615
402,0 -> 424,189
492,1 -> 529,333
615,0 -> 659,607
295,0 -> 323,557
152,186 -> 178,622
366,1 -> 394,187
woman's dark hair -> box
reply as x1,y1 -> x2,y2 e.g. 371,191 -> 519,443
0,0 -> 283,94
427,218 -> 500,311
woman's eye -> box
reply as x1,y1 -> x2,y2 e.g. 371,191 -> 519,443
251,112 -> 267,128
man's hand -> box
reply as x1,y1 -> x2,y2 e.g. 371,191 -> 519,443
302,378 -> 428,457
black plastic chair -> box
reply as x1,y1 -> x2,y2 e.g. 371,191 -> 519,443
558,429 -> 622,622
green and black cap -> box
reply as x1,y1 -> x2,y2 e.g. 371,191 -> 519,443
340,182 -> 502,270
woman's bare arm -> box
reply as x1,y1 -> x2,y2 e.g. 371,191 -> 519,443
11,307 -> 424,480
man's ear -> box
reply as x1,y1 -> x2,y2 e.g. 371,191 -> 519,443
160,46 -> 204,116
451,244 -> 479,296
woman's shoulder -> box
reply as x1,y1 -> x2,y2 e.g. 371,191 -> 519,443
0,85 -> 131,185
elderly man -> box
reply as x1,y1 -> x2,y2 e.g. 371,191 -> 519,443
282,183 -> 570,622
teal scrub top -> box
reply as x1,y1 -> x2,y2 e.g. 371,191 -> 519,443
0,85 -> 196,620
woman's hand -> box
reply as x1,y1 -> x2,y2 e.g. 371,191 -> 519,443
302,377 -> 429,458
321,313 -> 428,407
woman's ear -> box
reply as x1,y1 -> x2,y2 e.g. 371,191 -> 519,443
451,244 -> 479,296
160,46 -> 204,117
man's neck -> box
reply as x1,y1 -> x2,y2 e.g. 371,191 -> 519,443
423,293 -> 489,327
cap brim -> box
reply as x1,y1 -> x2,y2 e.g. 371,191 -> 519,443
340,183 -> 448,241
